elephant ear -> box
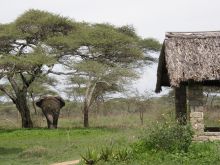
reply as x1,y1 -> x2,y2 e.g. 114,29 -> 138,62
36,98 -> 44,107
55,96 -> 65,108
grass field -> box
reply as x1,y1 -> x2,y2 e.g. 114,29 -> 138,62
0,110 -> 150,165
1,97 -> 220,165
2,127 -> 220,165
1,115 -> 220,165
0,127 -> 140,165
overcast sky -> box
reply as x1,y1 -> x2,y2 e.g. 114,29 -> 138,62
1,0 -> 219,95
1,0 -> 220,41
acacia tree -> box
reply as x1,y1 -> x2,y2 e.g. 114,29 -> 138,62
69,61 -> 137,127
0,10 -> 161,128
47,23 -> 161,127
0,10 -> 74,128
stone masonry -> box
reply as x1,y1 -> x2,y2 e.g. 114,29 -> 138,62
190,109 -> 204,136
188,84 -> 220,141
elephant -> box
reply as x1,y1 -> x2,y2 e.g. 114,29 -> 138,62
36,96 -> 65,129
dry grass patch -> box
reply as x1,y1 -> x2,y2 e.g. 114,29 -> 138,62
19,146 -> 48,158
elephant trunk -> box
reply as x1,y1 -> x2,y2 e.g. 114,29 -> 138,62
46,114 -> 56,129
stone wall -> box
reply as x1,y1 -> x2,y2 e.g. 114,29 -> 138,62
189,106 -> 220,141
188,84 -> 220,141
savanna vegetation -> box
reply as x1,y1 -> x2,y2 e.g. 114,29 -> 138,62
1,9 -> 220,165
1,92 -> 220,164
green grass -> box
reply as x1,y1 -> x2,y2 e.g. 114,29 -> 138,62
0,104 -> 167,164
0,127 -> 139,165
1,99 -> 220,165
1,121 -> 220,165
126,142 -> 220,165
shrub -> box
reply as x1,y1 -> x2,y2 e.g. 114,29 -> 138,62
141,121 -> 194,153
80,146 -> 132,164
80,148 -> 100,165
113,147 -> 132,161
99,146 -> 114,161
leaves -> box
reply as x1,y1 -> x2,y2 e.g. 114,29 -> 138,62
47,22 -> 145,64
0,9 -> 75,113
0,48 -> 56,72
140,38 -> 161,52
15,9 -> 74,41
0,9 -> 161,123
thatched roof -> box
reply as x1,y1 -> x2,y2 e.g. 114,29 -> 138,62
156,31 -> 220,93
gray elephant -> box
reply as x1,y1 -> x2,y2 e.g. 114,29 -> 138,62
36,96 -> 65,129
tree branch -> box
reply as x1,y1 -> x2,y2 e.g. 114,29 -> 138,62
47,69 -> 89,76
17,44 -> 27,55
96,81 -> 111,86
20,73 -> 29,87
20,69 -> 40,89
85,81 -> 96,108
26,74 -> 36,87
0,85 -> 16,102
7,75 -> 20,94
47,70 -> 75,75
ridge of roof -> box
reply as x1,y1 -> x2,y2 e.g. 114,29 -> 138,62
165,31 -> 220,39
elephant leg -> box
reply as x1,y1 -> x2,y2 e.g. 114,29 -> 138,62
45,114 -> 55,129
53,118 -> 58,128
46,119 -> 52,129
53,113 -> 60,128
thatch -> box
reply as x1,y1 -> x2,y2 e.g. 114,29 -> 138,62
156,31 -> 220,93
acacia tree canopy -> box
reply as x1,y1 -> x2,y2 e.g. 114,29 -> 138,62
48,22 -> 161,127
0,9 -> 161,128
0,9 -> 74,128
47,23 -> 161,65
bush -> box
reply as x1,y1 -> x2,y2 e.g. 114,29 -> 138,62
99,146 -> 114,161
80,148 -> 101,165
141,121 -> 194,153
80,146 -> 132,164
113,147 -> 133,161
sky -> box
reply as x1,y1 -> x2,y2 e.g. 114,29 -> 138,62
1,0 -> 220,95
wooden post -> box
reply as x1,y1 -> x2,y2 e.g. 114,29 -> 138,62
175,84 -> 187,124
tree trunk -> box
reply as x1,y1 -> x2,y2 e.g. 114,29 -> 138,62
175,84 -> 187,125
83,103 -> 89,128
15,92 -> 33,128
83,82 -> 96,128
30,92 -> 37,115
139,109 -> 144,125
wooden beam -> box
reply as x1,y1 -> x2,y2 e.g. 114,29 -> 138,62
175,84 -> 187,124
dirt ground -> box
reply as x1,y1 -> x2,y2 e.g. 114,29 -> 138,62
51,160 -> 80,165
